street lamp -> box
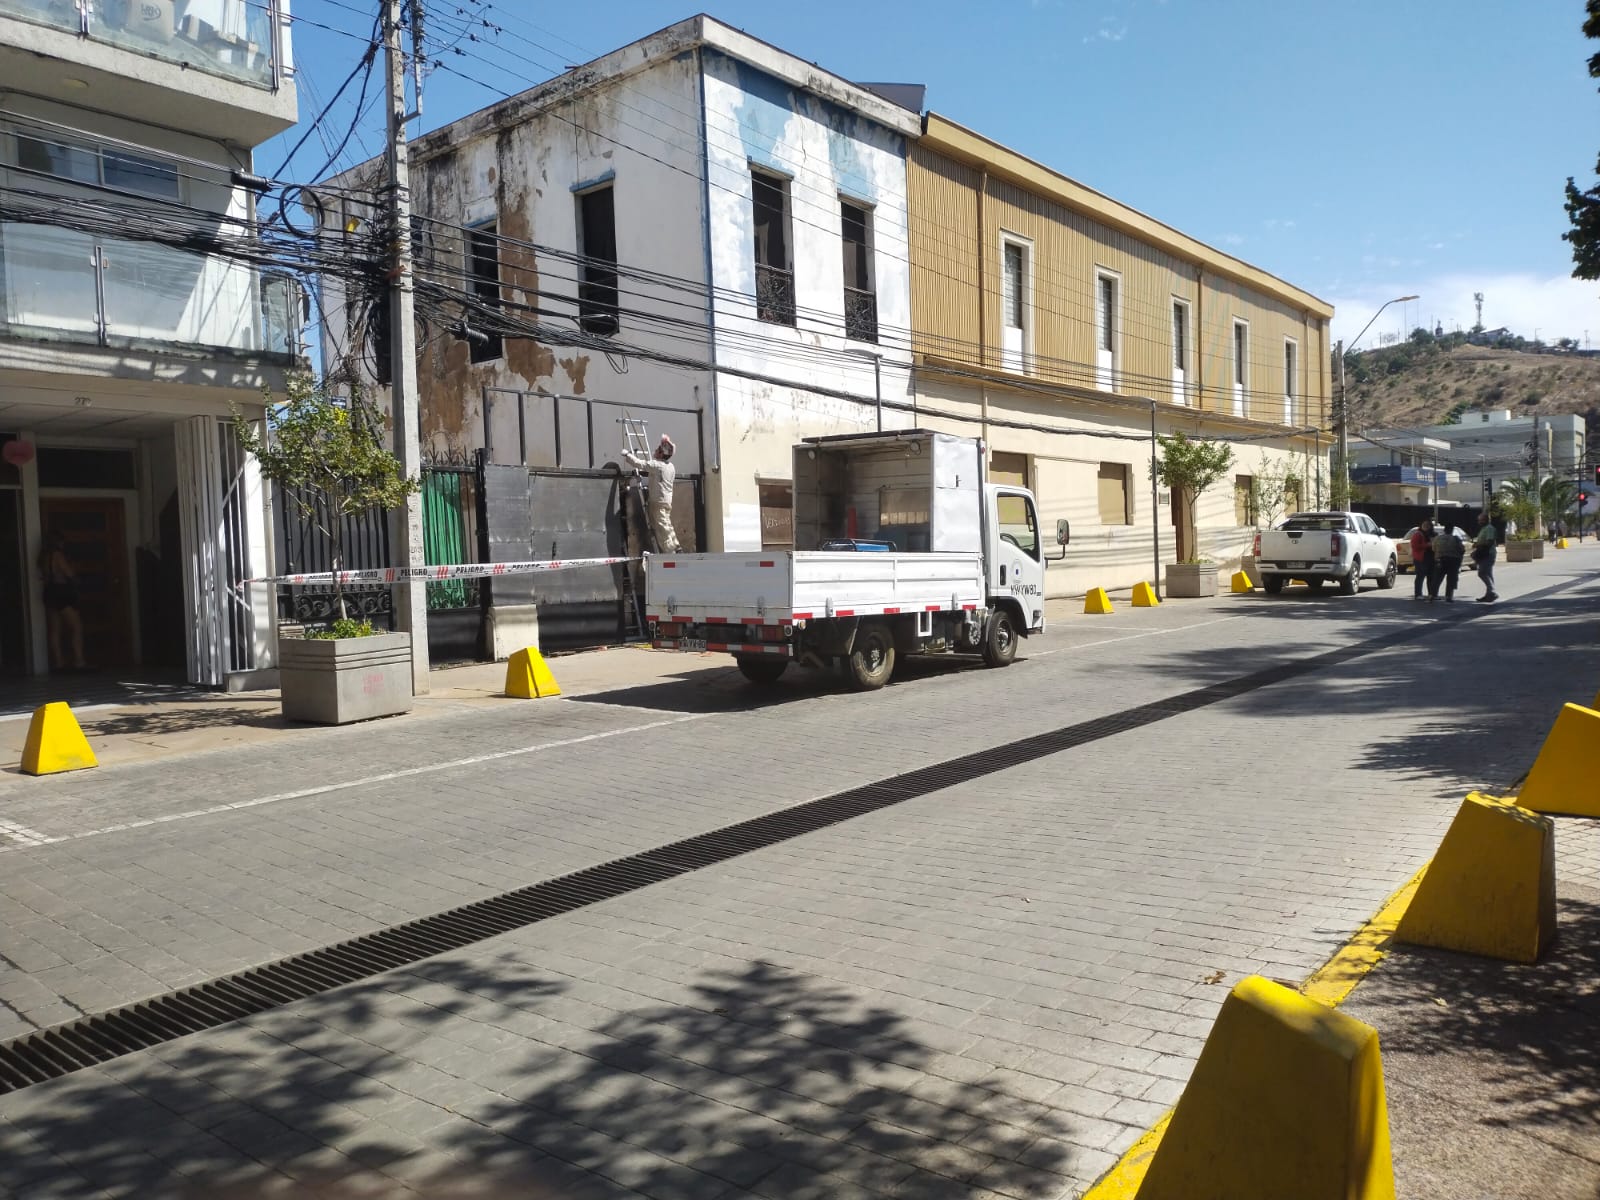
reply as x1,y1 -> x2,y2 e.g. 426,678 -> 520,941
1335,294 -> 1419,507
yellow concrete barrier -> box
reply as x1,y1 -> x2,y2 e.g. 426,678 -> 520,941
1394,793 -> 1555,963
504,647 -> 562,698
1229,570 -> 1254,593
1084,587 -> 1113,615
1136,975 -> 1394,1200
1515,702 -> 1600,817
1557,537 -> 1570,549
21,702 -> 98,776
1131,581 -> 1159,607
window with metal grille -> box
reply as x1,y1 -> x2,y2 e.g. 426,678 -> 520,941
1098,275 -> 1116,352
1234,322 -> 1248,386
840,199 -> 877,342
467,223 -> 502,362
1003,243 -> 1025,330
752,170 -> 794,325
1283,339 -> 1298,422
577,186 -> 619,335
1235,474 -> 1257,525
1097,462 -> 1131,525
1173,301 -> 1187,369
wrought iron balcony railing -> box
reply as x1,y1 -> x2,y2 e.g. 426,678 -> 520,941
755,262 -> 796,326
844,285 -> 878,344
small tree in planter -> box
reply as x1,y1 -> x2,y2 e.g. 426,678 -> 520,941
234,375 -> 420,723
1151,432 -> 1234,597
1497,479 -> 1544,561
1239,454 -> 1303,585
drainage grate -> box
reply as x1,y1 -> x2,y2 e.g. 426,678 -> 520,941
0,583 -> 1572,1095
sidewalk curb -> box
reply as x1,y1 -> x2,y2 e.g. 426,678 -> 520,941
1081,864 -> 1430,1199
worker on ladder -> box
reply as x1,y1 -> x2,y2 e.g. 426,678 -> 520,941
623,433 -> 680,553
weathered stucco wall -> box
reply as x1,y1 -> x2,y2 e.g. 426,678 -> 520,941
361,52 -> 713,473
701,49 -> 913,550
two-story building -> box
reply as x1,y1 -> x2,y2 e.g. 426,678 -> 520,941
0,0 -> 299,687
907,116 -> 1334,596
318,15 -> 915,547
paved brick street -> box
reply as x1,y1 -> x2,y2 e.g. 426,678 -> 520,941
2,548 -> 1597,1198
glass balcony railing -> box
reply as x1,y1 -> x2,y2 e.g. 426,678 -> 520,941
0,0 -> 279,91
0,220 -> 300,360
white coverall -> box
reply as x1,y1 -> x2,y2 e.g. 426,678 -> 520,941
623,450 -> 680,553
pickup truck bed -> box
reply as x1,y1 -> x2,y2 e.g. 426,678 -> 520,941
646,551 -> 984,646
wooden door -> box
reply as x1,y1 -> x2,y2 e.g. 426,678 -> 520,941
39,497 -> 131,668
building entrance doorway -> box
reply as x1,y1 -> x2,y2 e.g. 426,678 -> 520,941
39,497 -> 132,670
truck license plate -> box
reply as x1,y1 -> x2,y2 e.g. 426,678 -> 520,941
679,637 -> 707,651
1283,562 -> 1307,570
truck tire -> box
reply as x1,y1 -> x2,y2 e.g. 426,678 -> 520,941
1375,555 -> 1398,590
1262,575 -> 1285,595
1339,556 -> 1361,595
736,656 -> 788,685
846,623 -> 895,691
982,608 -> 1019,667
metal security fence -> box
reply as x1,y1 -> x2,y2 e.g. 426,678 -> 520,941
421,456 -> 484,612
272,487 -> 394,628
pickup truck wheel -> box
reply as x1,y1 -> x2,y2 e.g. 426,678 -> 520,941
846,624 -> 896,691
1305,578 -> 1325,591
1375,555 -> 1398,590
1262,575 -> 1285,595
982,609 -> 1019,667
1339,556 -> 1361,595
736,656 -> 788,685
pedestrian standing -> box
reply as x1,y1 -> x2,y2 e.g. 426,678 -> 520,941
1472,510 -> 1499,603
1410,521 -> 1434,600
1430,523 -> 1464,602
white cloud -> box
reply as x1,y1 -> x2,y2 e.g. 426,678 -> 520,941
1327,273 -> 1600,348
1222,233 -> 1245,246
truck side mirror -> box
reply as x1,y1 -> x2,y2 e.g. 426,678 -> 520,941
1057,519 -> 1071,546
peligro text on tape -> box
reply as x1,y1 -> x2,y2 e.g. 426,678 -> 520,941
246,555 -> 639,587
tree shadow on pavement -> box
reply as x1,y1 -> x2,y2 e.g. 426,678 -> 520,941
0,953 -> 1082,1198
1341,890 -> 1600,1197
1130,588 -> 1600,793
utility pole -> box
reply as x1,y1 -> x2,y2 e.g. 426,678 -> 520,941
1531,413 -> 1542,539
384,0 -> 428,694
1332,340 -> 1348,508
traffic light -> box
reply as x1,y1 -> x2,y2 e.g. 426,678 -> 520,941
1581,489 -> 1592,510
1594,464 -> 1600,489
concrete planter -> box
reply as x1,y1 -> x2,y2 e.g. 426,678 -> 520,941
1505,540 -> 1539,563
1533,539 -> 1546,560
279,632 -> 414,725
1238,554 -> 1263,587
1165,562 -> 1220,598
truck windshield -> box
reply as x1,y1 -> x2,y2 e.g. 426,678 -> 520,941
996,493 -> 1039,558
1280,516 -> 1346,532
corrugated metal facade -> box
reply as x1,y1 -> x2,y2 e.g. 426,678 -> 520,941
907,138 -> 1332,431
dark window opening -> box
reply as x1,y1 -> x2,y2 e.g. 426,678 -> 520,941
577,186 -> 620,336
752,171 -> 795,326
37,447 -> 137,490
841,199 -> 877,343
467,223 -> 502,363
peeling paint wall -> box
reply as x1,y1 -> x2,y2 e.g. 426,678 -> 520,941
701,49 -> 913,551
325,52 -> 712,473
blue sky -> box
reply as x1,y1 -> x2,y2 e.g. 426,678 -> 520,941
271,0 -> 1600,349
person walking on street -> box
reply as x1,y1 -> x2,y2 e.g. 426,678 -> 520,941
623,433 -> 681,553
1472,509 -> 1499,603
1429,523 -> 1464,602
1410,520 -> 1435,600
39,532 -> 88,670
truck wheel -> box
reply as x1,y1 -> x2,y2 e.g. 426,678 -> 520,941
1376,556 -> 1398,590
982,609 -> 1019,667
736,656 -> 788,685
1305,578 -> 1325,591
846,623 -> 895,691
1339,556 -> 1361,595
1262,575 -> 1285,595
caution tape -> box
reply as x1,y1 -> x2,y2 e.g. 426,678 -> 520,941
245,555 -> 638,586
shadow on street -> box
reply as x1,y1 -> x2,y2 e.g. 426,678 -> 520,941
0,954 -> 1081,1198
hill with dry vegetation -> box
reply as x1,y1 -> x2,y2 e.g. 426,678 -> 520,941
1344,333 -> 1600,448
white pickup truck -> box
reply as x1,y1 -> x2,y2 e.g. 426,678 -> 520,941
1253,511 -> 1398,595
644,431 -> 1057,689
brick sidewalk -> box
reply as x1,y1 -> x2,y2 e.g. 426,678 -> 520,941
0,551 -> 1596,1197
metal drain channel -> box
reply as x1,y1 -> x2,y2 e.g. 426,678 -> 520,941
0,586 -> 1570,1096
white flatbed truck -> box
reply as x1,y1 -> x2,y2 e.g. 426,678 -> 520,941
644,431 -> 1059,689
